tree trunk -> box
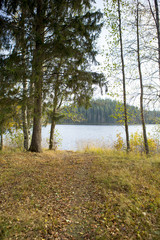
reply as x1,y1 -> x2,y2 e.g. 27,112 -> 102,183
148,0 -> 160,95
27,80 -> 34,144
0,130 -> 3,151
49,120 -> 56,150
49,90 -> 58,150
29,0 -> 44,152
29,57 -> 43,152
118,0 -> 130,152
22,103 -> 29,150
29,93 -> 42,152
22,69 -> 29,150
154,0 -> 160,93
49,61 -> 62,150
20,6 -> 30,150
136,0 -> 149,155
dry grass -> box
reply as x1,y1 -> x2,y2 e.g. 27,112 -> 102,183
0,149 -> 160,239
85,148 -> 160,239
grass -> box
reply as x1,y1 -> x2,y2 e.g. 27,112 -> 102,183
85,147 -> 160,239
0,148 -> 160,239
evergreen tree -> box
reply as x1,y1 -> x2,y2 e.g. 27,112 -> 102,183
0,0 -> 105,152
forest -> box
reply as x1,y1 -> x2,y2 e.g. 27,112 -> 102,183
61,98 -> 160,125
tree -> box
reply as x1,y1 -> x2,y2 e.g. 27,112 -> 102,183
136,0 -> 149,154
147,0 -> 160,93
0,0 -> 33,150
46,61 -> 106,150
117,0 -> 130,152
14,4 -> 31,150
28,0 -> 105,152
0,0 -> 105,152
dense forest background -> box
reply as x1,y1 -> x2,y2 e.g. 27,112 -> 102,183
60,99 -> 160,125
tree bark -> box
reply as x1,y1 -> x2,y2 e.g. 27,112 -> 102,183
49,87 -> 58,150
49,120 -> 56,150
22,95 -> 29,150
22,54 -> 29,150
154,0 -> 160,93
136,0 -> 149,155
148,0 -> 160,95
29,0 -> 44,152
21,7 -> 30,150
118,0 -> 130,152
0,130 -> 3,151
29,91 -> 42,152
49,60 -> 62,150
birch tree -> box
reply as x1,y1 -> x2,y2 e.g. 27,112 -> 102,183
117,0 -> 130,152
136,0 -> 149,154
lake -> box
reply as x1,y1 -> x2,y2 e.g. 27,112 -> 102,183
42,124 -> 159,150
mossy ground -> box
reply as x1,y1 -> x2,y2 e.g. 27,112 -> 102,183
0,149 -> 160,239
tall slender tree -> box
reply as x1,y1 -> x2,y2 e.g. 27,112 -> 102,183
19,6 -> 30,150
147,0 -> 160,97
117,0 -> 130,152
136,0 -> 149,154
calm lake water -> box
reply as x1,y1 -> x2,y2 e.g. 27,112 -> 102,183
42,124 -> 159,150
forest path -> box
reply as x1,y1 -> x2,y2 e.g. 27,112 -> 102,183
45,151 -> 105,240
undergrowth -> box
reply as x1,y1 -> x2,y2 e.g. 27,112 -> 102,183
84,147 -> 160,239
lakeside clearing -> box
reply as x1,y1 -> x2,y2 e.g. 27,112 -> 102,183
0,150 -> 160,239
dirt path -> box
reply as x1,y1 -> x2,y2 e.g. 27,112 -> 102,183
0,151 -> 107,240
42,151 -> 105,240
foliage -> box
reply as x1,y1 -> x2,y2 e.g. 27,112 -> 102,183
130,131 -> 158,153
111,101 -> 141,125
131,132 -> 159,153
45,104 -> 85,125
112,131 -> 159,153
5,130 -> 24,150
47,129 -> 62,150
61,105 -> 85,122
113,133 -> 125,150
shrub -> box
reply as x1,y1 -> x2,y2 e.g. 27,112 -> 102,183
130,131 -> 158,153
5,130 -> 24,150
114,131 -> 159,154
113,133 -> 125,151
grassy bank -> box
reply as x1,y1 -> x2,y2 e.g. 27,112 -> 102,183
0,150 -> 160,239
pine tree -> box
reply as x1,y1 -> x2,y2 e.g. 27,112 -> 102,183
0,0 -> 105,152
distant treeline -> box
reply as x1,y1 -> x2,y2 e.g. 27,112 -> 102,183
60,99 -> 160,125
